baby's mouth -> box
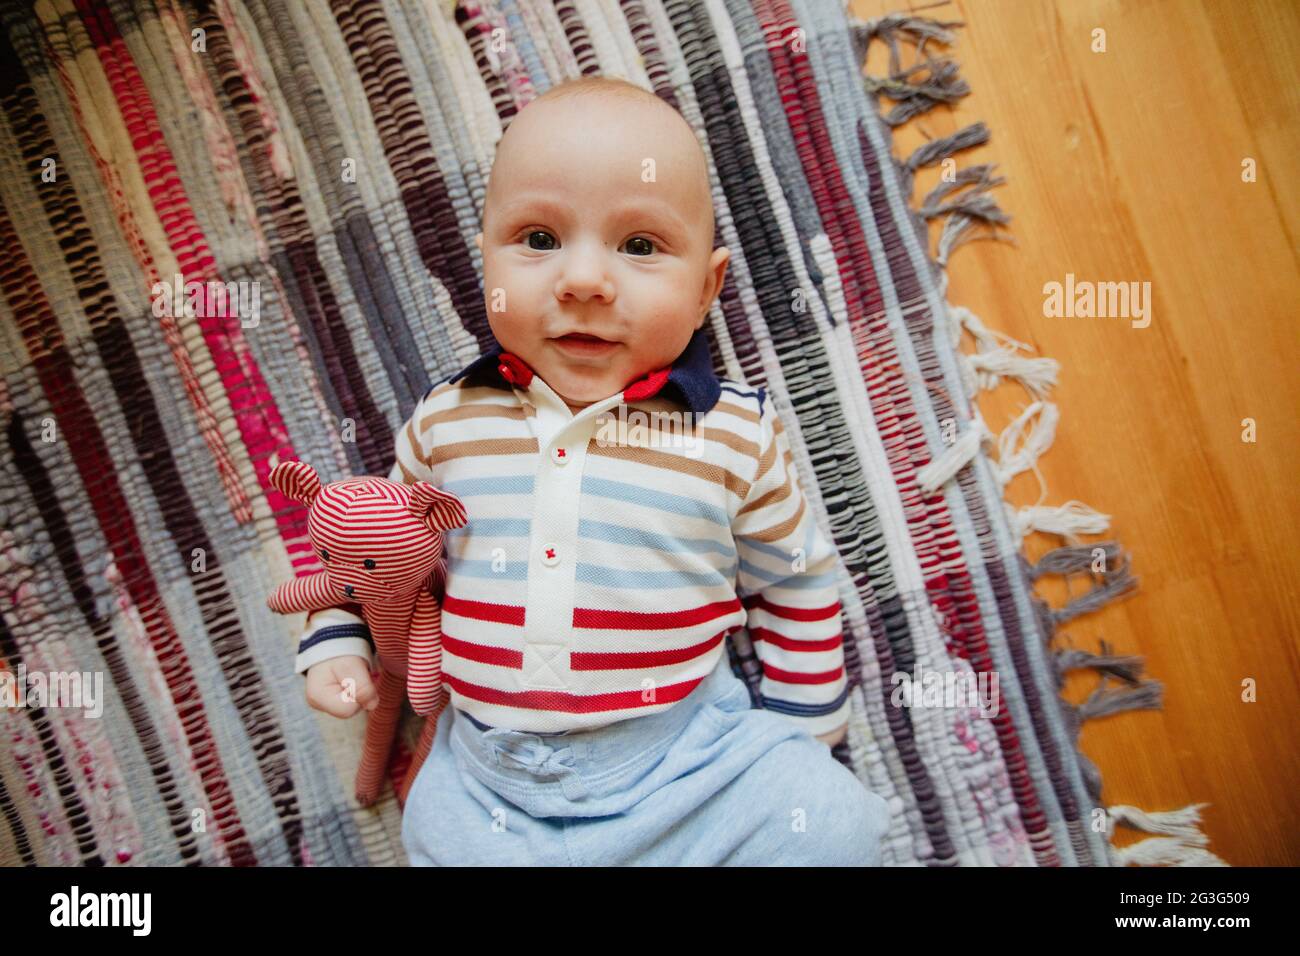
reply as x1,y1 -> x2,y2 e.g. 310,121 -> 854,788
555,332 -> 613,342
551,333 -> 619,355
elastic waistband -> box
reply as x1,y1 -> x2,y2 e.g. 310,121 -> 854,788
458,709 -> 570,736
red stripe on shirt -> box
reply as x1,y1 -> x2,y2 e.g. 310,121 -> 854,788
571,627 -> 734,670
574,598 -> 742,630
442,593 -> 526,625
441,632 -> 523,668
761,663 -> 845,685
749,627 -> 844,653
742,593 -> 841,621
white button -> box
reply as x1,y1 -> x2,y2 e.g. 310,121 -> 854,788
540,542 -> 560,566
551,446 -> 569,465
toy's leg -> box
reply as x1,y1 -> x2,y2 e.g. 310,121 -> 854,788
397,692 -> 447,806
355,669 -> 404,807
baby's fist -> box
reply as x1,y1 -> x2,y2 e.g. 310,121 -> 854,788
305,656 -> 379,718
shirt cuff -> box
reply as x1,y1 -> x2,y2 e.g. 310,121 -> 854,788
294,607 -> 374,674
767,693 -> 852,739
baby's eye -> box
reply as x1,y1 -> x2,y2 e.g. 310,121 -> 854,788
525,230 -> 557,251
623,236 -> 656,256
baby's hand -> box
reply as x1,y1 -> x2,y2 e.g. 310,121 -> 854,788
305,656 -> 379,718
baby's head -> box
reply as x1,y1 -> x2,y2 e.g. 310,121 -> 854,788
475,77 -> 729,412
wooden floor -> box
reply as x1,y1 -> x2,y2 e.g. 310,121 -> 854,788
847,0 -> 1299,866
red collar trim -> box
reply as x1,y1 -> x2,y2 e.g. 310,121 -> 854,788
497,351 -> 672,403
496,352 -> 535,387
622,366 -> 673,402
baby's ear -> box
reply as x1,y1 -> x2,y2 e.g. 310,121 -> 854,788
698,245 -> 729,323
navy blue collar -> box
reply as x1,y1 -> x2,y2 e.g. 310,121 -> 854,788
441,327 -> 722,416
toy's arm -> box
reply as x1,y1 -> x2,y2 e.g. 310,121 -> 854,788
733,392 -> 850,742
268,571 -> 343,615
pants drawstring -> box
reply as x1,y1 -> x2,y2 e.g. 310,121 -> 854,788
482,730 -> 589,800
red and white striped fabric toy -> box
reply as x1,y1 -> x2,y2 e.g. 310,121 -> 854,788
266,459 -> 468,807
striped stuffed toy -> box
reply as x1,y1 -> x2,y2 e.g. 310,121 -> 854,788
266,460 -> 468,806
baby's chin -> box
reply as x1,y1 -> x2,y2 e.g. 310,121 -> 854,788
543,364 -> 633,406
551,377 -> 623,406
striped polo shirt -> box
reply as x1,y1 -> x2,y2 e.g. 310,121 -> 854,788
295,328 -> 850,736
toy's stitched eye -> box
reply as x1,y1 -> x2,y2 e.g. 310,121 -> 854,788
363,559 -> 376,570
319,548 -> 329,562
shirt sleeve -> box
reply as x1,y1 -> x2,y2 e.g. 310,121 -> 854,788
294,388 -> 442,675
731,391 -> 850,738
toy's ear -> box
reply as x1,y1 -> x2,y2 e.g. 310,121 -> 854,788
270,460 -> 322,505
408,482 -> 468,533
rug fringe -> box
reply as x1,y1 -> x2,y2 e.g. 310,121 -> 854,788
1106,803 -> 1229,866
852,7 -> 1224,866
849,13 -> 971,126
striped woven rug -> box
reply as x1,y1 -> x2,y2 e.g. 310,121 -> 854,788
0,0 -> 1221,866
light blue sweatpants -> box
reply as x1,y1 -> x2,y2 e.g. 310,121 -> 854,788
401,656 -> 891,866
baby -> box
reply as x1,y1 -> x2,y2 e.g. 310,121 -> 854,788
296,76 -> 890,865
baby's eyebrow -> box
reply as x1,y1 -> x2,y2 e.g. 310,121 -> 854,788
496,194 -> 569,222
606,199 -> 691,239
497,193 -> 691,239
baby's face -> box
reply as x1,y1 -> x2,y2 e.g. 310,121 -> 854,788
476,95 -> 729,411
